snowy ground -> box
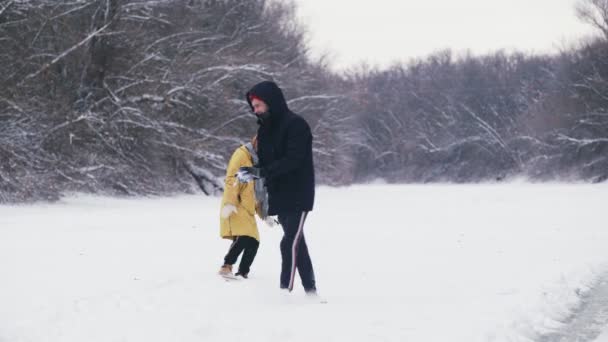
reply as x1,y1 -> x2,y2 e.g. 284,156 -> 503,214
1,183 -> 608,342
597,328 -> 608,342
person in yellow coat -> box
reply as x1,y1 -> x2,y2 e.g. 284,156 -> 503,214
218,136 -> 269,279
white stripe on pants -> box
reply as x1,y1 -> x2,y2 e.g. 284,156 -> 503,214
288,211 -> 307,291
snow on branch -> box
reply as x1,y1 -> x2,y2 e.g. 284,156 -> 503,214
0,1 -> 15,18
23,22 -> 113,82
287,94 -> 342,104
557,134 -> 608,146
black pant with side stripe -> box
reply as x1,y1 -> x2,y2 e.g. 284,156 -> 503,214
223,236 -> 259,275
278,211 -> 316,292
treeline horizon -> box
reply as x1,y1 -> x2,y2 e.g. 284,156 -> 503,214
1,0 -> 607,203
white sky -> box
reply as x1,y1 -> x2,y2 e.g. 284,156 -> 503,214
294,0 -> 598,70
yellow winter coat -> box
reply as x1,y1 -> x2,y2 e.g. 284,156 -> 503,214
220,145 -> 260,241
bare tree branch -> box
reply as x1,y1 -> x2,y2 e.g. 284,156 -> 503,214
22,22 -> 112,83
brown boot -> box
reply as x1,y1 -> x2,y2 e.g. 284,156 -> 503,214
218,264 -> 233,276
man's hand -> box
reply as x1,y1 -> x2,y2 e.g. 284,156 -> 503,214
236,166 -> 263,183
264,216 -> 278,227
220,204 -> 238,219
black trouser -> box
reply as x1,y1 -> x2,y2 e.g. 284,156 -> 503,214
278,211 -> 316,292
223,236 -> 259,275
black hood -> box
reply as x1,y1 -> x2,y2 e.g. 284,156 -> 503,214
246,81 -> 290,122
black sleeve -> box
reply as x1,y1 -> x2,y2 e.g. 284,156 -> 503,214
263,118 -> 310,180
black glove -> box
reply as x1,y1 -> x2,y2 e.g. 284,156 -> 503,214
236,166 -> 263,183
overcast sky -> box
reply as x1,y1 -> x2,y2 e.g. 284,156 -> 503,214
294,0 -> 598,71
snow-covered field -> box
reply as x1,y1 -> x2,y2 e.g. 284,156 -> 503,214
1,183 -> 607,342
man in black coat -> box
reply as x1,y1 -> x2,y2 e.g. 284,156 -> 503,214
237,80 -> 317,294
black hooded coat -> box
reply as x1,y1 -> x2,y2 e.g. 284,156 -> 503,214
246,81 -> 315,215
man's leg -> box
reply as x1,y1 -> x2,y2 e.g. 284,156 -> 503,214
278,211 -> 316,292
295,234 -> 316,292
278,213 -> 296,289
